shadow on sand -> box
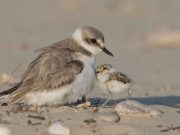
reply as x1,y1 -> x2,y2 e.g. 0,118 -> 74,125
88,96 -> 180,109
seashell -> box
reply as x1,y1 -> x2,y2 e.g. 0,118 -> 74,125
97,111 -> 120,122
48,122 -> 70,135
0,125 -> 12,135
115,100 -> 162,117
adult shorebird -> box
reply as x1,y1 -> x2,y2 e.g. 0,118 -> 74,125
96,64 -> 132,107
0,26 -> 113,106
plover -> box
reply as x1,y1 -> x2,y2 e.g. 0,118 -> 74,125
96,64 -> 132,106
0,26 -> 113,106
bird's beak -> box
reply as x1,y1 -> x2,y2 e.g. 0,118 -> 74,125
102,47 -> 114,56
95,71 -> 99,75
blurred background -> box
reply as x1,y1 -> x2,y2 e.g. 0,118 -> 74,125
0,0 -> 180,98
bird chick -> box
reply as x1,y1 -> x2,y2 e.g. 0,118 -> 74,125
96,64 -> 132,107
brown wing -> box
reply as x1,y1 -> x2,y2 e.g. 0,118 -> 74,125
10,46 -> 83,102
42,60 -> 83,90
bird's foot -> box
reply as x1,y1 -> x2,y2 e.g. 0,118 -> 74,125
76,101 -> 91,108
82,95 -> 87,103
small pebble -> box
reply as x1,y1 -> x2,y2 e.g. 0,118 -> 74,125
177,110 -> 180,113
1,103 -> 8,106
97,111 -> 120,122
92,107 -> 99,113
157,125 -> 163,128
83,118 -> 97,127
28,115 -> 45,120
0,125 -> 12,135
0,74 -> 10,84
84,118 -> 96,125
48,122 -> 70,135
27,120 -> 32,125
84,101 -> 91,106
0,73 -> 18,85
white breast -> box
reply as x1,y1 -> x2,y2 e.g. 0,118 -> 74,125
97,73 -> 110,90
73,54 -> 96,94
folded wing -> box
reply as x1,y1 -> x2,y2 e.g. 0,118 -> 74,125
1,44 -> 84,102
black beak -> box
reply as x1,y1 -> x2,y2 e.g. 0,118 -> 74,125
102,47 -> 114,56
95,71 -> 99,75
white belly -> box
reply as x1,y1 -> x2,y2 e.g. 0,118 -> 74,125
24,55 -> 96,106
107,80 -> 130,93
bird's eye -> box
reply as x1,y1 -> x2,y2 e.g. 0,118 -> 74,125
90,38 -> 96,44
86,38 -> 97,44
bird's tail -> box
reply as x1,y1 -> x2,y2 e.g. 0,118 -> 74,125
0,82 -> 22,99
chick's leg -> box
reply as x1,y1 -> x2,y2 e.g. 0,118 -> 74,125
102,91 -> 112,107
126,88 -> 132,100
102,83 -> 112,107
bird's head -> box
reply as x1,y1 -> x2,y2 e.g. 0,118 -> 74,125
95,64 -> 114,75
72,26 -> 113,56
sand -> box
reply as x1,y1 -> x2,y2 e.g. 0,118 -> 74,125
0,0 -> 180,135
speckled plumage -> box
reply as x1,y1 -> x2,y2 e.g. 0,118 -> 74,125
108,72 -> 132,84
96,64 -> 132,106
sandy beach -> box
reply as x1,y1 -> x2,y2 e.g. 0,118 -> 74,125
0,0 -> 180,135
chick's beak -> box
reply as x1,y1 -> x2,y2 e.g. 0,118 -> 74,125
102,47 -> 114,56
95,70 -> 99,75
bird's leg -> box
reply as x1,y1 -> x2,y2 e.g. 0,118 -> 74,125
102,82 -> 112,107
126,88 -> 132,100
82,95 -> 87,103
102,91 -> 112,107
